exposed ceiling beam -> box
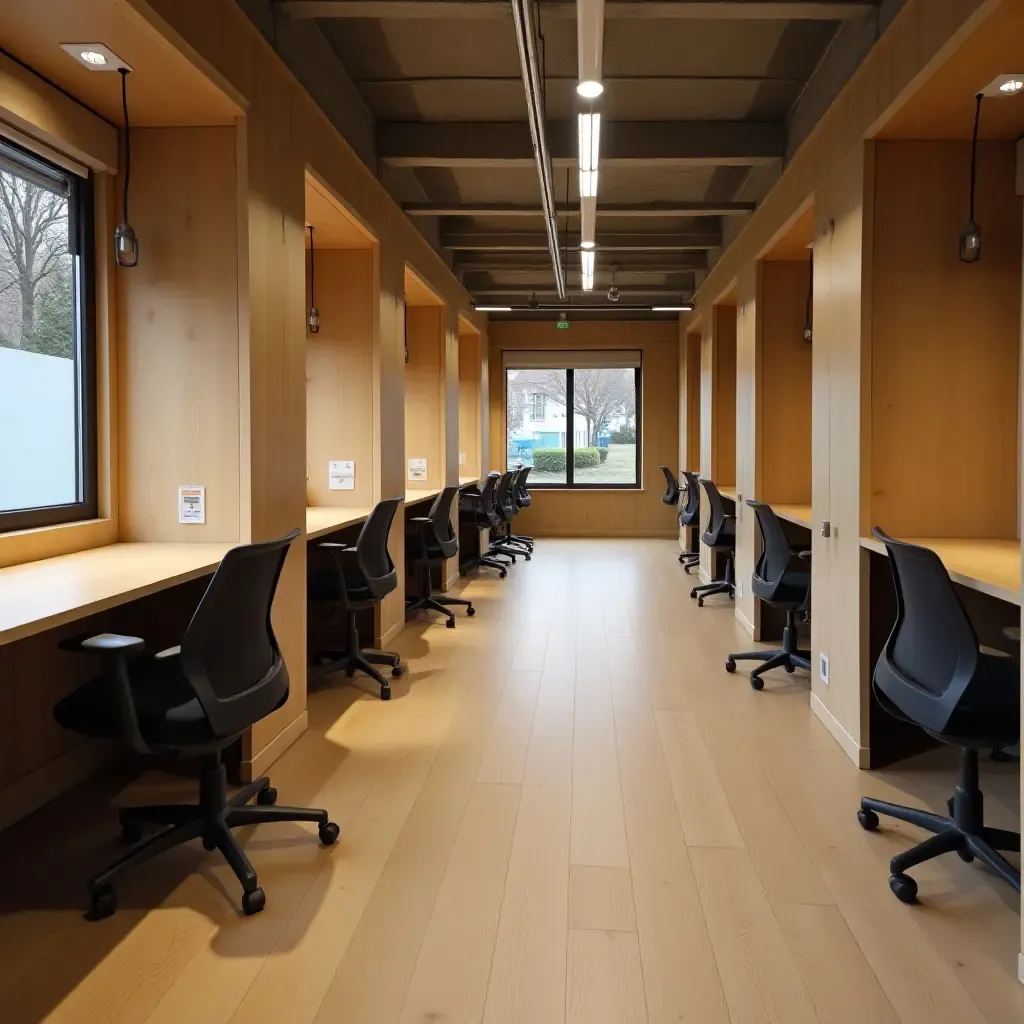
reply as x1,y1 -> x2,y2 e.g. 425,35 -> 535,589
281,2 -> 877,22
443,231 -> 721,251
379,121 -> 783,168
407,202 -> 753,218
470,287 -> 693,297
455,255 -> 707,272
358,75 -> 805,86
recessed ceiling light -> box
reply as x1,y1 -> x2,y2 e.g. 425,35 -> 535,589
580,240 -> 596,250
474,306 -> 512,313
652,306 -> 693,312
577,80 -> 604,99
980,74 -> 1024,97
60,43 -> 132,72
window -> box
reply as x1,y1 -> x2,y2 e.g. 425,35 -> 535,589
0,137 -> 95,531
505,356 -> 641,488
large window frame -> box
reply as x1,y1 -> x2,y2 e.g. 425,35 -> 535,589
505,364 -> 642,490
0,137 -> 97,533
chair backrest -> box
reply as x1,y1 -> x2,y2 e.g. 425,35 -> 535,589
516,465 -> 533,506
679,470 -> 700,525
356,497 -> 401,599
179,529 -> 299,738
509,467 -> 525,513
871,528 -> 978,735
659,465 -> 680,506
699,478 -> 729,543
747,501 -> 792,588
497,471 -> 516,520
427,485 -> 460,557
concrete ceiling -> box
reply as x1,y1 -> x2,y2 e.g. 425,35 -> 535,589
243,0 -> 899,311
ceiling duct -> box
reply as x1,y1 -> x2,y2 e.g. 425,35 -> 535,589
510,0 -> 566,300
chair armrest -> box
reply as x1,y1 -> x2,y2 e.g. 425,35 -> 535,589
155,645 -> 181,659
318,542 -> 357,552
60,632 -> 146,654
408,517 -> 432,524
795,549 -> 811,560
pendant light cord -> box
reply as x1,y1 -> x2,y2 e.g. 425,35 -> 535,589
968,92 -> 982,223
119,68 -> 131,225
308,226 -> 316,304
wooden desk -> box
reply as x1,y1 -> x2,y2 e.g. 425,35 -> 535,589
718,485 -> 738,502
773,504 -> 813,529
0,542 -> 234,647
458,475 -> 480,489
860,536 -> 1021,606
305,506 -> 373,541
405,488 -> 441,505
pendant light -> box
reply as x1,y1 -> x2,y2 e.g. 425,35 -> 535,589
114,68 -> 139,268
958,93 -> 983,264
307,225 -> 320,333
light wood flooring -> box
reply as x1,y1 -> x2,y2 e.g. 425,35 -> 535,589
0,539 -> 1021,1023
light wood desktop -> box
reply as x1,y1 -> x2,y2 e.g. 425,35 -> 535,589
305,506 -> 373,541
773,504 -> 813,529
458,475 -> 480,488
405,488 -> 442,505
860,536 -> 1022,607
0,542 -> 234,647
718,485 -> 738,502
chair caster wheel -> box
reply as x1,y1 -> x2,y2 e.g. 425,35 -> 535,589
889,873 -> 918,904
319,821 -> 340,845
345,667 -> 356,678
947,797 -> 955,817
724,658 -> 736,673
391,665 -> 402,677
242,887 -> 266,916
446,618 -> 456,629
956,848 -> 975,863
467,605 -> 476,616
120,819 -> 144,845
678,554 -> 685,564
88,885 -> 117,920
380,686 -> 392,701
257,786 -> 277,806
524,554 -> 531,561
784,663 -> 795,674
697,598 -> 704,607
749,675 -> 764,691
499,570 -> 507,579
689,588 -> 698,599
857,808 -> 879,831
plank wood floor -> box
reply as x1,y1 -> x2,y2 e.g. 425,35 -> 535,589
0,539 -> 1021,1023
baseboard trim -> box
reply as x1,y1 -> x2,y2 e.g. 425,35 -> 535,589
735,606 -> 758,640
379,616 -> 405,648
444,569 -> 460,591
0,737 -> 116,833
810,692 -> 869,768
242,709 -> 308,784
698,568 -> 711,585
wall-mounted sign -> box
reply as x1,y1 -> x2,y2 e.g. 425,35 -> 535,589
408,457 -> 428,482
178,485 -> 206,524
329,460 -> 355,491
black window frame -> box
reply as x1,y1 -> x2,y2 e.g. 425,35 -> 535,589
0,138 -> 97,533
505,364 -> 642,490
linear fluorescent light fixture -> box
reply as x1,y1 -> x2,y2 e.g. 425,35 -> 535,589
652,305 -> 693,312
577,0 -> 606,98
581,250 -> 595,292
474,306 -> 513,313
578,112 -> 600,198
60,43 -> 132,71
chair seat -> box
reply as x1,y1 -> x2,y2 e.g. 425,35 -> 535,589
752,571 -> 809,607
307,567 -> 373,604
54,655 -> 217,748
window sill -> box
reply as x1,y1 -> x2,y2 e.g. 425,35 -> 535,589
527,487 -> 645,493
0,517 -> 116,570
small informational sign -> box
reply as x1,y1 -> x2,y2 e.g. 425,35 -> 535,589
329,460 -> 355,491
178,485 -> 206,525
408,457 -> 428,482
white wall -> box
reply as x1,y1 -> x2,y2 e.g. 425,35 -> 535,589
0,347 -> 77,512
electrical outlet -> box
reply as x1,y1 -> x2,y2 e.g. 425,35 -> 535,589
737,580 -> 743,599
819,652 -> 829,685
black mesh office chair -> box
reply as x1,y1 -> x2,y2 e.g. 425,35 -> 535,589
690,479 -> 735,606
857,529 -> 1021,903
406,485 -> 473,627
677,470 -> 701,574
459,472 -> 509,578
510,465 -> 535,549
308,498 -> 404,700
53,530 -> 339,920
659,466 -> 681,506
502,467 -> 533,555
725,501 -> 811,689
490,471 -> 528,563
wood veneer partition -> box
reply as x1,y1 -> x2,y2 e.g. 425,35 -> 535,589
459,330 -> 483,479
488,321 -> 679,538
405,305 -> 446,492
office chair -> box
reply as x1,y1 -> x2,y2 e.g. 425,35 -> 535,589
502,466 -> 534,555
689,478 -> 735,606
659,466 -> 681,506
458,472 -> 509,578
490,471 -> 529,563
677,470 -> 701,574
406,485 -> 474,627
308,498 -> 404,700
510,465 -> 535,549
857,529 -> 1021,903
725,501 -> 812,690
53,530 -> 339,920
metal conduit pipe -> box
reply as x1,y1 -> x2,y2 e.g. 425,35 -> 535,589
510,0 -> 566,300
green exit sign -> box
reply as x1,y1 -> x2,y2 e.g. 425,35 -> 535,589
556,319 -> 570,330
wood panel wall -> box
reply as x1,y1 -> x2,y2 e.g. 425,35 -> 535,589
869,141 -> 1022,538
118,126 -> 243,544
306,248 -> 375,507
734,267 -> 759,632
405,305 -> 446,491
488,321 -> 679,538
459,332 -> 482,479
